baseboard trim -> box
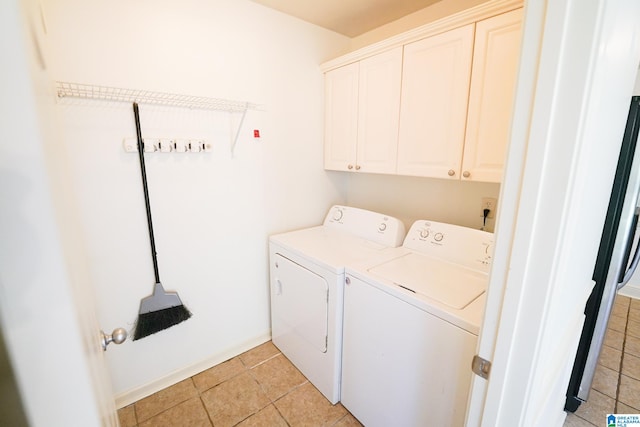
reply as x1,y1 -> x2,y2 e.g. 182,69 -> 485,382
114,331 -> 272,409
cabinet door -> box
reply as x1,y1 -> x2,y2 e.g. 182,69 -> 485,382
462,8 -> 523,182
397,24 -> 474,178
356,47 -> 403,174
324,62 -> 359,171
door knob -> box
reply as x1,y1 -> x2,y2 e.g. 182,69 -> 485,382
101,328 -> 128,351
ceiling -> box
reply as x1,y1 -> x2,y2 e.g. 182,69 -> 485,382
250,0 -> 443,38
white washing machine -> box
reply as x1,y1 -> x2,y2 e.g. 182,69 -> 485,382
341,220 -> 494,426
269,205 -> 406,404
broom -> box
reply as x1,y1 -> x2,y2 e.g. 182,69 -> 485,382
132,102 -> 191,340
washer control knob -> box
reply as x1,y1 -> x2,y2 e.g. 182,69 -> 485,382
333,209 -> 344,221
378,223 -> 387,232
420,229 -> 429,239
434,232 -> 444,242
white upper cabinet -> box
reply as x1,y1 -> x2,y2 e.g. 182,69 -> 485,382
324,47 -> 402,173
322,4 -> 523,183
397,24 -> 475,179
461,8 -> 523,183
324,62 -> 359,171
357,47 -> 403,174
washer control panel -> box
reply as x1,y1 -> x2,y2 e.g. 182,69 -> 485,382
324,205 -> 406,247
404,220 -> 494,273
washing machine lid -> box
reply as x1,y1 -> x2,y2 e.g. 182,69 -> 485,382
367,253 -> 487,309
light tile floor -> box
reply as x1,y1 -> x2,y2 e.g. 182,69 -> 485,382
117,341 -> 362,427
565,295 -> 640,426
118,296 -> 640,427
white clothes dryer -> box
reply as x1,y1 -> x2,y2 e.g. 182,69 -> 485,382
341,220 -> 494,426
269,205 -> 405,404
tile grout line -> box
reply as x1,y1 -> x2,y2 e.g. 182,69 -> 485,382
135,352 -> 268,427
200,355 -> 259,427
132,402 -> 138,427
198,394 -> 215,427
227,370 -> 297,427
330,412 -> 355,427
245,360 -> 278,420
244,353 -> 310,426
204,348 -> 300,427
232,349 -> 313,427
243,351 -> 283,370
158,377 -> 201,425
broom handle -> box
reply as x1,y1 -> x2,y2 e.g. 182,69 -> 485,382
133,103 -> 161,284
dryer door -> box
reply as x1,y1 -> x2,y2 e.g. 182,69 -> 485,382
272,253 -> 329,353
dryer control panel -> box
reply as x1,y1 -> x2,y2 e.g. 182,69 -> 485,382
403,220 -> 494,273
323,205 -> 405,248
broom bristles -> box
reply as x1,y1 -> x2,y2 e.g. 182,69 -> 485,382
133,305 -> 192,340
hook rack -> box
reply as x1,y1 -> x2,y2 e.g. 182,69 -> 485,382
55,81 -> 262,155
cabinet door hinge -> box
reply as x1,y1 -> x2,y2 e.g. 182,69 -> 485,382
472,355 -> 491,379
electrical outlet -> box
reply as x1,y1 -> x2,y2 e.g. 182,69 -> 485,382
481,197 -> 497,219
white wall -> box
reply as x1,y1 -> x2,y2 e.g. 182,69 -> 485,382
346,174 -> 500,232
41,0 -> 350,404
633,70 -> 640,95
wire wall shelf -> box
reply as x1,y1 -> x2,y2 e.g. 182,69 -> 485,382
55,81 -> 261,113
55,81 -> 262,156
